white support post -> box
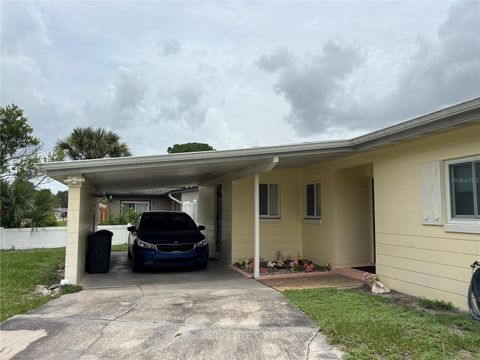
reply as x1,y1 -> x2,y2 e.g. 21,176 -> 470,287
254,173 -> 260,279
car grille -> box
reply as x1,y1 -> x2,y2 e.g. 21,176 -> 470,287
156,243 -> 195,252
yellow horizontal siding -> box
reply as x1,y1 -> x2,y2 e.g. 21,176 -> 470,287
378,233 -> 479,253
228,122 -> 479,309
376,264 -> 468,297
231,169 -> 303,262
376,254 -> 470,283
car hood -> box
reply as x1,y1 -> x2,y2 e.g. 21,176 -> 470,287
138,230 -> 204,244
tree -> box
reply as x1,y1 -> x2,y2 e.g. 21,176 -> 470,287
0,179 -> 57,228
0,179 -> 34,228
0,104 -> 41,180
55,190 -> 68,208
167,142 -> 214,154
28,189 -> 58,228
55,127 -> 132,160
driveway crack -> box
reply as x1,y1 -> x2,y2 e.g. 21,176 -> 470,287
78,321 -> 109,357
305,329 -> 319,360
111,285 -> 144,321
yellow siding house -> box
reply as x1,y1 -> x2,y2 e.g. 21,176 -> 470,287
39,98 -> 480,310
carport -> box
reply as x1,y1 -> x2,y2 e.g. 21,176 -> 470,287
37,141 -> 354,284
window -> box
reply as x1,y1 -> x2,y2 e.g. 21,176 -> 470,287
121,201 -> 150,213
139,212 -> 197,232
259,184 -> 280,218
305,183 -> 321,218
448,159 -> 480,219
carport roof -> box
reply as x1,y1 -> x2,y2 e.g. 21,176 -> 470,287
38,97 -> 480,192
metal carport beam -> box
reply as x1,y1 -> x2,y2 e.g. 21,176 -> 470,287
229,156 -> 279,181
238,157 -> 279,280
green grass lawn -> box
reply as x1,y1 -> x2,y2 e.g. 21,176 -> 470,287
284,288 -> 480,360
0,248 -> 70,322
111,243 -> 128,252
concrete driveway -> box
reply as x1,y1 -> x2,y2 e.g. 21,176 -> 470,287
0,254 -> 342,360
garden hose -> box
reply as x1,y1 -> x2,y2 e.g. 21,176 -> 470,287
468,266 -> 480,321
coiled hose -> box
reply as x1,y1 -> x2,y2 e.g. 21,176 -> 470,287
468,263 -> 480,321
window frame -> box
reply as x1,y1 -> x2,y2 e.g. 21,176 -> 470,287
305,183 -> 321,219
444,155 -> 480,233
259,183 -> 281,219
120,200 -> 151,213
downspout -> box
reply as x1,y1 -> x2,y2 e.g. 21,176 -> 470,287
168,193 -> 182,210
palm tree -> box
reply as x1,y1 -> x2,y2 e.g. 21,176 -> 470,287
55,127 -> 132,160
0,179 -> 34,228
1,180 -> 57,228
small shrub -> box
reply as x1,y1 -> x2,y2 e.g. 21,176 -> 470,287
419,297 -> 454,311
60,284 -> 82,295
101,208 -> 141,225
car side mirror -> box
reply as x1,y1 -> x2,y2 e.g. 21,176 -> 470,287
127,226 -> 136,232
198,225 -> 205,231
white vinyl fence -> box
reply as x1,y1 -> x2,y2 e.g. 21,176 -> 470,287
182,200 -> 197,222
0,225 -> 129,250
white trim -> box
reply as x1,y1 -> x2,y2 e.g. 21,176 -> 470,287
443,155 -> 480,233
260,218 -> 282,224
303,218 -> 322,225
254,174 -> 260,279
445,222 -> 480,234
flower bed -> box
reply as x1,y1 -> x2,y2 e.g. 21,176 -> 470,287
233,254 -> 330,276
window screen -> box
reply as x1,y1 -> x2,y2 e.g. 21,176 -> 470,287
306,183 -> 321,218
259,184 -> 280,217
449,160 -> 479,218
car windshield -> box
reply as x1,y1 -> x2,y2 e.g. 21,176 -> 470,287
139,213 -> 198,232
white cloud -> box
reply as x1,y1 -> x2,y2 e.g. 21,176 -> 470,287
258,1 -> 480,134
1,0 -> 477,164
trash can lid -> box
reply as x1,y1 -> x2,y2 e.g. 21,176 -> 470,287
95,230 -> 113,236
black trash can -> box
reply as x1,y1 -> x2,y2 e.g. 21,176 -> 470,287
86,230 -> 113,273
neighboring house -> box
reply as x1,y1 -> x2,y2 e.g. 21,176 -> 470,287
38,98 -> 480,310
53,208 -> 68,221
103,187 -> 198,219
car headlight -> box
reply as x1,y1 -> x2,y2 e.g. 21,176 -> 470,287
136,239 -> 157,250
195,238 -> 208,248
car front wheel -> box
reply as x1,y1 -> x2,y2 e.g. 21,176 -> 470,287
131,250 -> 141,272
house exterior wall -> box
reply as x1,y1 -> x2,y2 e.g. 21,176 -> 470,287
370,124 -> 480,310
333,164 -> 374,267
229,123 -> 479,309
178,191 -> 198,203
197,178 -> 232,263
108,196 -> 172,214
299,124 -> 479,309
301,167 -> 335,266
231,169 -> 304,262
301,163 -> 374,267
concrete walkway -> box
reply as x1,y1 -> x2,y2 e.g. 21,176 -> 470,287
0,253 -> 343,360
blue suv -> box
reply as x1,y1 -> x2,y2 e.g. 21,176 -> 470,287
127,211 -> 209,271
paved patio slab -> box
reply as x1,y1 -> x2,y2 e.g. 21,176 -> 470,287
0,253 -> 343,360
259,273 -> 363,292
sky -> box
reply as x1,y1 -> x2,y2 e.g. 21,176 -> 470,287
1,1 -> 479,168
